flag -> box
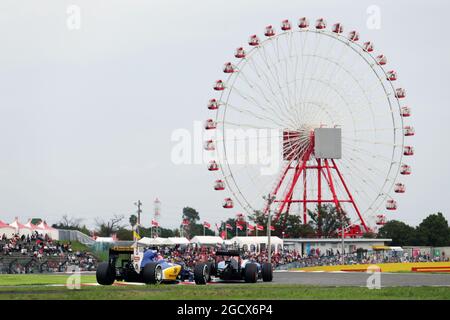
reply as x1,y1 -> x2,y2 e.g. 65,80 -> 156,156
151,220 -> 159,227
182,219 -> 189,226
203,221 -> 211,229
236,224 -> 243,231
269,225 -> 275,231
256,224 -> 264,231
226,223 -> 233,230
133,230 -> 141,240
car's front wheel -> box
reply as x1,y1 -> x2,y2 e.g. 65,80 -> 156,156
96,262 -> 116,285
194,263 -> 209,285
142,262 -> 163,284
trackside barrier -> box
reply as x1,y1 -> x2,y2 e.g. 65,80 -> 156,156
411,266 -> 450,272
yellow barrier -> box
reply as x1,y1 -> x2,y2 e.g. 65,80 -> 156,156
294,261 -> 450,273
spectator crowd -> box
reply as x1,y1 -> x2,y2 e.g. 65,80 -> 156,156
144,244 -> 449,270
0,232 -> 97,273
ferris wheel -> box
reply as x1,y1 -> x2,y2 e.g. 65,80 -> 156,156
204,18 -> 414,235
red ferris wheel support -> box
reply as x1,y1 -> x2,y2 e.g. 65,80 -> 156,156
265,130 -> 370,235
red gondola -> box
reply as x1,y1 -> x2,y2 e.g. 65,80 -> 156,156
386,199 -> 397,210
235,47 -> 246,59
223,62 -> 236,73
207,99 -> 219,110
223,198 -> 234,208
404,126 -> 415,136
395,88 -> 406,99
400,164 -> 411,175
363,41 -> 374,52
208,160 -> 219,171
403,146 -> 414,156
332,23 -> 343,34
315,18 -> 327,29
204,140 -> 215,151
264,25 -> 275,37
386,70 -> 397,81
214,180 -> 225,191
214,80 -> 225,91
376,214 -> 386,225
394,183 -> 405,193
248,35 -> 260,46
401,106 -> 411,117
205,119 -> 217,130
298,17 -> 309,29
348,30 -> 359,41
281,19 -> 292,31
376,54 -> 387,65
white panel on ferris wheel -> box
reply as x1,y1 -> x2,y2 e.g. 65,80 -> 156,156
314,128 -> 342,159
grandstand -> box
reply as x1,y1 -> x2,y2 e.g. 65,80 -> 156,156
0,219 -> 97,274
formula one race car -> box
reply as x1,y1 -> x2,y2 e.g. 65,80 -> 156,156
96,246 -> 190,285
193,249 -> 273,285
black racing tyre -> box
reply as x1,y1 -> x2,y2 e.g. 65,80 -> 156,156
244,263 -> 258,283
194,263 -> 209,285
142,262 -> 163,284
96,262 -> 116,285
262,263 -> 273,282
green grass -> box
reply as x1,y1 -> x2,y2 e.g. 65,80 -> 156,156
0,275 -> 450,300
58,241 -> 90,253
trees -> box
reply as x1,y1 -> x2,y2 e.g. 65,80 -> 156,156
378,213 -> 450,247
182,207 -> 200,223
416,212 -> 450,247
377,220 -> 416,246
129,214 -> 137,228
94,215 -> 125,237
180,206 -> 214,237
307,204 -> 350,238
52,214 -> 91,235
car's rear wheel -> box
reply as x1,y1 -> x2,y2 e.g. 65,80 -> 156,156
262,263 -> 273,282
194,263 -> 209,285
142,262 -> 163,284
96,262 -> 116,285
244,263 -> 258,283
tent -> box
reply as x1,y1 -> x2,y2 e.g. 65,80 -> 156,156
168,237 -> 190,245
9,218 -> 32,237
24,219 -> 46,235
189,236 -> 225,246
137,237 -> 174,246
229,236 -> 284,253
0,220 -> 15,238
36,221 -> 59,240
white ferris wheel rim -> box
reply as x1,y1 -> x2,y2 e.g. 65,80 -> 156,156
208,25 -> 409,228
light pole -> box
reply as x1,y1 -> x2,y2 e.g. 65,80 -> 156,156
263,194 -> 276,265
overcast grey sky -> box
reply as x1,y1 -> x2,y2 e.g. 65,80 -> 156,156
0,0 -> 448,230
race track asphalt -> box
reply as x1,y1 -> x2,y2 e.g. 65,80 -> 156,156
271,271 -> 450,287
